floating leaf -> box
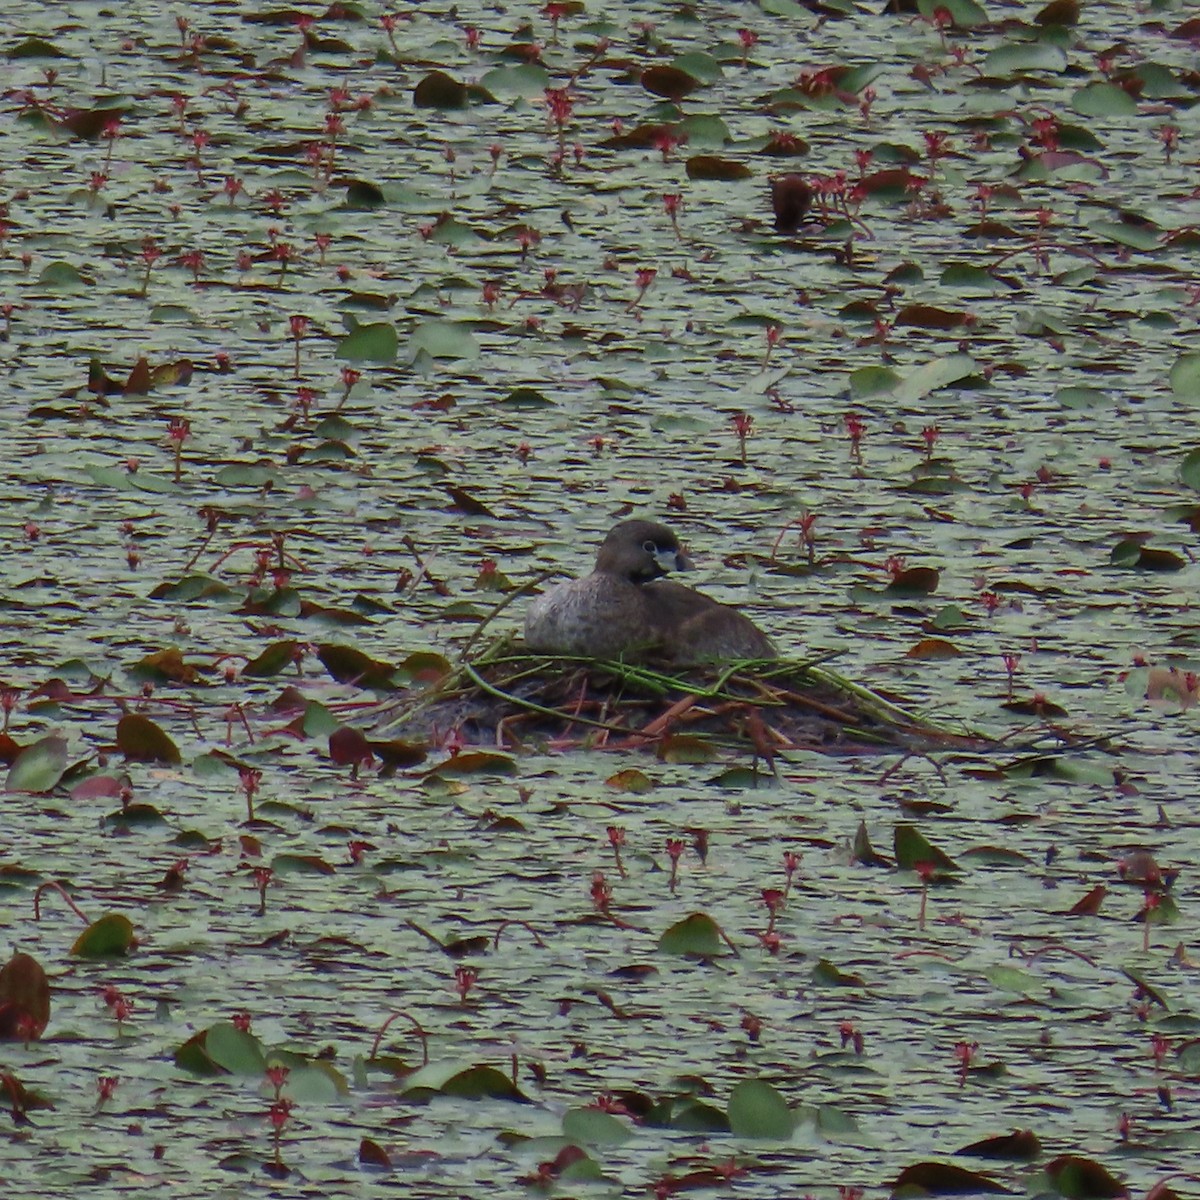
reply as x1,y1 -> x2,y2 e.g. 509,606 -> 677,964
1036,0 -> 1079,24
605,768 -> 654,793
907,638 -> 960,660
885,567 -> 940,597
402,1060 -> 528,1102
916,0 -> 988,28
685,155 -> 752,181
1072,82 -> 1138,117
641,64 -> 700,101
38,261 -> 88,290
727,1079 -> 794,1140
601,121 -> 682,151
657,734 -> 718,764
838,62 -> 887,93
1066,885 -> 1107,917
928,605 -> 970,632
0,952 -> 50,1040
983,42 -> 1068,76
317,644 -> 397,690
895,305 -> 972,330
368,737 -> 427,771
812,959 -> 867,987
272,853 -> 336,876
478,62 -> 550,98
1055,386 -> 1110,410
358,1138 -> 391,1168
336,321 -> 397,362
69,774 -> 125,802
131,647 -> 201,685
214,463 -> 277,488
413,70 -> 468,108
894,825 -> 959,872
956,1129 -> 1042,1160
1089,221 -> 1160,252
1170,355 -> 1200,402
670,1098 -> 731,1132
396,652 -> 453,686
5,735 -> 69,793
408,320 -> 478,361
679,113 -> 732,147
1108,540 -> 1184,572
243,640 -> 299,677
498,386 -> 553,408
427,751 -> 517,778
70,913 -> 136,957
1044,1155 -> 1127,1199
892,1160 -> 1009,1195
658,912 -> 734,958
671,52 -> 723,85
116,714 -> 181,764
940,264 -> 1012,293
561,1106 -> 633,1146
204,1021 -> 267,1075
853,820 -> 892,867
6,36 -> 67,58
344,179 -> 386,209
329,726 -> 374,771
427,217 -> 484,247
895,355 -> 976,402
849,365 -> 901,398
241,587 -> 305,621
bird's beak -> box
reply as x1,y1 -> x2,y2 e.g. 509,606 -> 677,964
656,548 -> 692,573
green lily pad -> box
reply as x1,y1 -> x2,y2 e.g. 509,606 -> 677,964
5,735 -> 69,794
727,1078 -> 794,1140
1072,82 -> 1138,117
658,912 -> 734,957
336,321 -> 398,362
70,913 -> 136,957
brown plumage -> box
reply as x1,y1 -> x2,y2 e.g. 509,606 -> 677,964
524,520 -> 775,664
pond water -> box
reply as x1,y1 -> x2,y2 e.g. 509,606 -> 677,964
2,0 -> 1199,1195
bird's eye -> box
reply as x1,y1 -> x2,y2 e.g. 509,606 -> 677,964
643,540 -> 657,553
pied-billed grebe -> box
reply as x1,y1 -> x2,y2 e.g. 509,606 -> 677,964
524,519 -> 776,664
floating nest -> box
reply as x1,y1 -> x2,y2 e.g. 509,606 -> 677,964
373,637 -> 992,758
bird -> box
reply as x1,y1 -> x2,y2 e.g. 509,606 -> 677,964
524,519 -> 776,664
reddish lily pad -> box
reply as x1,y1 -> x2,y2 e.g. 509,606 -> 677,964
0,953 -> 50,1040
892,1160 -> 1009,1196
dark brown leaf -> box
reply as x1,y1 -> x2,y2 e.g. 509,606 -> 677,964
0,953 -> 50,1040
329,726 -> 374,768
955,1129 -> 1041,1161
685,155 -> 753,182
116,713 -> 181,765
906,638 -> 961,660
358,1138 -> 391,1169
892,1160 -> 1009,1195
641,65 -> 700,101
770,172 -> 812,231
885,567 -> 940,596
896,304 -> 972,330
1035,0 -> 1079,25
413,70 -> 467,109
1066,886 -> 1107,916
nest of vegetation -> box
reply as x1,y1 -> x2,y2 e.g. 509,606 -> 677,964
375,637 -> 992,757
